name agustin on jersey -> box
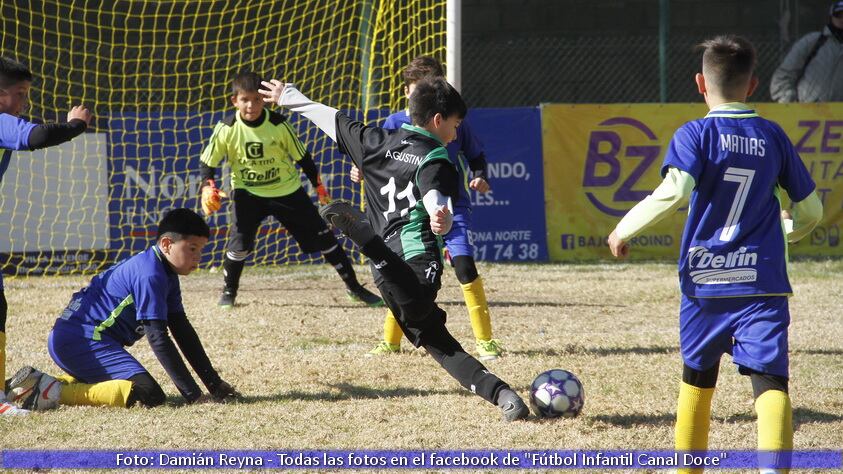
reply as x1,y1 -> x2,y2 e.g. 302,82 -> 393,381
385,149 -> 422,165
720,133 -> 766,157
687,246 -> 758,284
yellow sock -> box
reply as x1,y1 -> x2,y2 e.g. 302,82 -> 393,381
59,379 -> 133,408
675,382 -> 715,474
756,390 -> 793,474
0,331 -> 5,386
383,309 -> 403,346
461,277 -> 492,341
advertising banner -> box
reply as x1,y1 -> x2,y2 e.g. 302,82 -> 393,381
466,108 -> 547,261
543,103 -> 843,261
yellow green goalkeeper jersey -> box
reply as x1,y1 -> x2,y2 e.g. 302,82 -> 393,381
200,109 -> 308,197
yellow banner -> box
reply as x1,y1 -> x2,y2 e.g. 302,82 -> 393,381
542,103 -> 843,261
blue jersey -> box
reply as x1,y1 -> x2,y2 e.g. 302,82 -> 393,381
382,110 -> 486,211
53,246 -> 184,345
662,103 -> 815,298
0,112 -> 36,183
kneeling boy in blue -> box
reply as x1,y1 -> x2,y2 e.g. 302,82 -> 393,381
5,208 -> 240,409
608,35 -> 822,472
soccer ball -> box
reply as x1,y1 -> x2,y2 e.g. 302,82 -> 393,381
529,369 -> 584,418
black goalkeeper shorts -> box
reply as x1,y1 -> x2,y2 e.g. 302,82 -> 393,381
227,187 -> 336,254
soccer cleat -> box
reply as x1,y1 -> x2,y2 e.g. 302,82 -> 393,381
0,400 -> 30,416
476,339 -> 504,361
346,284 -> 385,307
365,341 -> 401,357
318,200 -> 377,246
6,366 -> 61,411
218,288 -> 236,309
497,388 -> 529,422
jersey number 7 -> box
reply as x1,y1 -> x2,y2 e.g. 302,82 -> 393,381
719,167 -> 756,242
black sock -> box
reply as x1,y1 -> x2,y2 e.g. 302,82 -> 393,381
223,257 -> 245,292
323,246 -> 357,287
423,319 -> 508,405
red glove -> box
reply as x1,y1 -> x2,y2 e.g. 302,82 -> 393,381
316,178 -> 331,205
201,179 -> 227,216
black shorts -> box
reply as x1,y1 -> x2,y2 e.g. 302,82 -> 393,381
227,187 -> 336,254
372,252 -> 446,347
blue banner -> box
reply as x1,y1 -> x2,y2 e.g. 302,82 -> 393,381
466,108 -> 548,261
3,450 -> 840,469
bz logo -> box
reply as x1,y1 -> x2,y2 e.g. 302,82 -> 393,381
582,117 -> 661,217
245,142 -> 264,159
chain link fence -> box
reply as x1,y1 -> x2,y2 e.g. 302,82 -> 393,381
461,0 -> 832,106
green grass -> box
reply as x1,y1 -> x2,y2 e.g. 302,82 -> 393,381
2,260 -> 841,473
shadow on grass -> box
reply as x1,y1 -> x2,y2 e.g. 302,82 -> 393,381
510,345 -> 679,357
721,407 -> 843,429
589,412 -> 676,426
589,407 -> 843,429
219,383 -> 467,405
792,348 -> 843,356
438,300 -> 625,308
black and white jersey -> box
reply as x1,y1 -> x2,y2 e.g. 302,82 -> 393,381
335,113 -> 459,260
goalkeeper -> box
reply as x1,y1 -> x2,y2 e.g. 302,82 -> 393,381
353,56 -> 503,361
0,56 -> 92,416
5,209 -> 240,410
199,72 -> 382,308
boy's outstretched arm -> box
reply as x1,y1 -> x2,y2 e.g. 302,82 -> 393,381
260,80 -> 339,141
143,319 -> 204,403
167,311 -> 241,402
608,167 -> 695,258
782,190 -> 823,243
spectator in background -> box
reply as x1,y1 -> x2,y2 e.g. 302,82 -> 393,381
770,1 -> 843,103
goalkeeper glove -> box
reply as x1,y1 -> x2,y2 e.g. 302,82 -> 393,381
201,179 -> 227,216
316,178 -> 331,205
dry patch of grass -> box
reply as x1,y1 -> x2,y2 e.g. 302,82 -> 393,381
2,260 -> 840,472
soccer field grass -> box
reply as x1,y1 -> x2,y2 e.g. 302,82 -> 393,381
2,260 -> 841,469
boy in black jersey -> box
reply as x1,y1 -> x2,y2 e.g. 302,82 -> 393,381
260,77 -> 528,421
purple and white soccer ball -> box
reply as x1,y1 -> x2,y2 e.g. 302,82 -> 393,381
529,369 -> 584,418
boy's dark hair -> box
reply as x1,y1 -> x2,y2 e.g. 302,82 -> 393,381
157,208 -> 210,240
409,77 -> 467,126
0,57 -> 33,89
403,56 -> 445,87
232,71 -> 262,95
696,35 -> 756,93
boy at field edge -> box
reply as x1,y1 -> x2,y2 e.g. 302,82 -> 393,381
608,35 -> 822,473
259,76 -> 529,421
5,209 -> 240,410
199,72 -> 382,308
352,56 -> 503,361
0,56 -> 93,416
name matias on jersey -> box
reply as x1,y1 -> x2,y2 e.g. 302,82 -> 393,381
720,133 -> 766,157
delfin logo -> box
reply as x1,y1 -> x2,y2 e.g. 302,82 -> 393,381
582,117 -> 662,217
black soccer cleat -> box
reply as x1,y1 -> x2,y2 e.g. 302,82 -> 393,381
497,388 -> 529,422
318,200 -> 377,246
218,288 -> 237,309
346,283 -> 385,307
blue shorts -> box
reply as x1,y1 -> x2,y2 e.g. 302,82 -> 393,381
443,209 -> 474,258
680,294 -> 790,378
48,326 -> 147,383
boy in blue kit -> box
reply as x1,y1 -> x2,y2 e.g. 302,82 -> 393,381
608,36 -> 822,473
5,209 -> 240,410
0,56 -> 92,416
353,57 -> 502,360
